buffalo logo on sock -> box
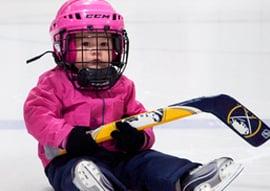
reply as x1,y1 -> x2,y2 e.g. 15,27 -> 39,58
227,105 -> 262,138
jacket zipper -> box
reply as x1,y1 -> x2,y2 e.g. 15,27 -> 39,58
101,98 -> 105,126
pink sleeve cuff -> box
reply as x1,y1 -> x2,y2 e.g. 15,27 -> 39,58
141,131 -> 154,150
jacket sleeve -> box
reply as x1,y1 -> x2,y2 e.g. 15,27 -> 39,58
124,81 -> 155,149
23,74 -> 73,148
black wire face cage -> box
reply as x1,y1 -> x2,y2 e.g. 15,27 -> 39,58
54,28 -> 129,91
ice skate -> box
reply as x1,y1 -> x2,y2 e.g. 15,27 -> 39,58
72,160 -> 114,191
181,157 -> 244,191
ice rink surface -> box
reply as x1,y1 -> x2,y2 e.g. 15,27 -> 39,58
1,119 -> 269,191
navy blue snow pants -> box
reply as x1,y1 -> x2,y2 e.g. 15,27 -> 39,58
45,149 -> 200,191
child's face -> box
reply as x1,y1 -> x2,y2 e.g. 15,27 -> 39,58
74,32 -> 113,69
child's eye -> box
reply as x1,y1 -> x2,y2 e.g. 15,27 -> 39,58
82,42 -> 90,47
100,42 -> 109,47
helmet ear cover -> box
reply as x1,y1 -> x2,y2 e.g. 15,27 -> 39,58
111,33 -> 122,64
52,30 -> 69,67
63,33 -> 77,64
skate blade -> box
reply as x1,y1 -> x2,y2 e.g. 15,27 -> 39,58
213,163 -> 244,191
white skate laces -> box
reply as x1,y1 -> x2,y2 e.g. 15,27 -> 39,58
180,157 -> 244,191
72,160 -> 114,191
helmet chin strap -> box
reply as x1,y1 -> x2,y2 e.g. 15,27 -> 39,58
26,51 -> 57,64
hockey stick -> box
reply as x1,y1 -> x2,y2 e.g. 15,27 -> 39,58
57,94 -> 269,156
90,94 -> 269,147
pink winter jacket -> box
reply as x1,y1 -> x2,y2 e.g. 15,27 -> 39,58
23,67 -> 155,167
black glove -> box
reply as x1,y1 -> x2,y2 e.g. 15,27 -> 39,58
65,126 -> 100,156
111,121 -> 145,154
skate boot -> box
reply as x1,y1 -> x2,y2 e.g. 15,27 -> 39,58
180,157 -> 244,191
72,160 -> 114,191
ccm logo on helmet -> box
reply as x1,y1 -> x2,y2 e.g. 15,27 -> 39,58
86,14 -> 110,19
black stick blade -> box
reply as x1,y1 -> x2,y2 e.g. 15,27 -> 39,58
175,94 -> 270,147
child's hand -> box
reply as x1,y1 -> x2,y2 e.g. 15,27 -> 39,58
111,121 -> 146,154
65,126 -> 100,156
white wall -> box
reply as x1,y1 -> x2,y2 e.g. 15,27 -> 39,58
1,0 -> 270,120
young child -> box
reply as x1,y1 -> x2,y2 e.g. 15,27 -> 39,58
24,0 -> 243,190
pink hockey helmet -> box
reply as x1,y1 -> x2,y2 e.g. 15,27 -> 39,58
49,0 -> 129,90
50,0 -> 125,38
